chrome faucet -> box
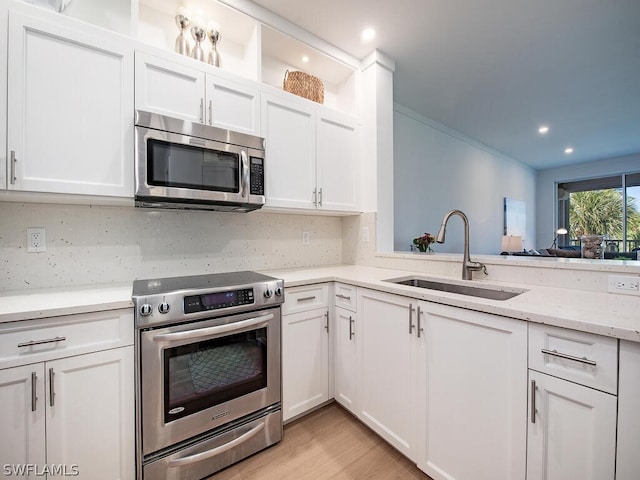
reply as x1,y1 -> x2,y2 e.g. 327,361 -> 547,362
436,209 -> 487,280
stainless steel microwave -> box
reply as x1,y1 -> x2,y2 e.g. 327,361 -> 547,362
134,111 -> 266,212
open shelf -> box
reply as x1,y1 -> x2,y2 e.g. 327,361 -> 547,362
137,0 -> 260,80
261,25 -> 357,114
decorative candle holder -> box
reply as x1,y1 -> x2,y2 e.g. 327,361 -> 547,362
190,22 -> 206,62
207,23 -> 221,67
174,8 -> 191,56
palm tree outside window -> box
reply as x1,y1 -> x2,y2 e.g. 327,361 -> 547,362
557,172 -> 640,254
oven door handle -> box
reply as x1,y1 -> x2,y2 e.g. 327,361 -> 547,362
168,421 -> 265,468
152,313 -> 274,343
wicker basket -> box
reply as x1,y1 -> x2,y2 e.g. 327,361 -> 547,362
283,70 -> 324,104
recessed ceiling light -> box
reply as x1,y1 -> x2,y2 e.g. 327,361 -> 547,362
564,147 -> 574,154
361,27 -> 376,43
538,125 -> 549,134
302,55 -> 309,63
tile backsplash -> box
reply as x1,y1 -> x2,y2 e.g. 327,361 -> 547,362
0,202 -> 343,291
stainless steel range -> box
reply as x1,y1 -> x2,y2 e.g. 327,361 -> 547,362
132,271 -> 284,480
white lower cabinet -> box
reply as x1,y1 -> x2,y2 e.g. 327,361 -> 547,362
333,306 -> 357,413
527,370 -> 617,480
357,289 -> 424,462
282,305 -> 330,422
0,347 -> 134,479
419,303 -> 527,480
0,309 -> 135,479
617,340 -> 640,480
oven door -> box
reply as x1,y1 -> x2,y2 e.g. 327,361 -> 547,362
139,307 -> 281,456
135,126 -> 254,205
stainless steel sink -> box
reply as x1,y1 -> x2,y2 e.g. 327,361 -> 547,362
384,277 -> 526,301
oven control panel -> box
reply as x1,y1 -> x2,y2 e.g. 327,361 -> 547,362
184,288 -> 255,314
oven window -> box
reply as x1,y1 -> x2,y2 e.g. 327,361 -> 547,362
147,139 -> 239,193
163,328 -> 267,423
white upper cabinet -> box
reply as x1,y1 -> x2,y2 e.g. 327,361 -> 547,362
135,51 -> 205,123
262,92 -> 360,213
316,109 -> 359,212
135,51 -> 261,135
6,6 -> 134,198
262,93 -> 316,210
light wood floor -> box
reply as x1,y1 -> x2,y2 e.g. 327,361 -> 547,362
212,403 -> 433,479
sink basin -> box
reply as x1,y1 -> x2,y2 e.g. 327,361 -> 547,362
384,277 -> 526,301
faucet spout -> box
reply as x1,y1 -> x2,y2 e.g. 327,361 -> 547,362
435,209 -> 487,280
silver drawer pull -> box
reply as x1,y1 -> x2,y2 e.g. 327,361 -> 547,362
31,372 -> 38,412
49,368 -> 55,407
18,336 -> 67,348
336,294 -> 351,301
296,296 -> 317,302
541,348 -> 597,366
530,380 -> 536,424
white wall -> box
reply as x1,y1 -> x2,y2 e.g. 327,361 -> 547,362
535,153 -> 640,248
393,105 -> 536,254
0,202 -> 343,291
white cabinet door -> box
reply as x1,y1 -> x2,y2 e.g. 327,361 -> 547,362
261,93 -> 316,210
206,75 -> 260,135
357,290 -> 423,461
614,340 -> 640,480
46,347 -> 135,480
282,308 -> 329,421
7,9 -> 134,197
333,306 -> 357,413
0,364 -> 46,474
316,110 -> 359,212
135,51 -> 204,123
527,370 -> 616,480
420,304 -> 527,480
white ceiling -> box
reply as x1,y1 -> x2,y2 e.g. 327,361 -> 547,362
250,0 -> 640,170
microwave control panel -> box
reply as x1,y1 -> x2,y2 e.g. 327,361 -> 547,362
249,157 -> 264,196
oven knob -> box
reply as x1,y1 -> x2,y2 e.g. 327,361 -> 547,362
263,288 -> 273,298
158,302 -> 171,314
274,286 -> 283,296
139,304 -> 152,316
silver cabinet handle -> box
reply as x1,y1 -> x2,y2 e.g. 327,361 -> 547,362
208,99 -> 213,125
530,379 -> 536,424
10,150 -> 17,185
541,348 -> 597,366
348,316 -> 355,340
408,303 -> 415,335
49,368 -> 55,407
416,306 -> 424,338
296,296 -> 316,302
199,98 -> 204,123
324,311 -> 329,334
31,372 -> 37,412
318,187 -> 323,207
336,294 -> 351,301
168,422 -> 265,468
18,336 -> 66,348
312,188 -> 317,207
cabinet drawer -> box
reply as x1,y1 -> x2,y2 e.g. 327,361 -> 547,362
528,323 -> 618,394
334,283 -> 357,312
282,284 -> 329,315
0,309 -> 134,369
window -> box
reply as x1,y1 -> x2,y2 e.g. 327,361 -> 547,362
557,172 -> 640,253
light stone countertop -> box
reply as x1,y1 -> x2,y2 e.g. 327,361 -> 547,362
1,265 -> 639,343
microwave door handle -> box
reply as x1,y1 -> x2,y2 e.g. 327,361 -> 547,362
240,150 -> 249,198
152,313 -> 274,343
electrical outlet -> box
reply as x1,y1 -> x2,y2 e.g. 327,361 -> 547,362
27,227 -> 46,253
363,227 -> 370,242
608,275 -> 640,295
302,231 -> 310,246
